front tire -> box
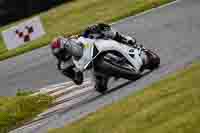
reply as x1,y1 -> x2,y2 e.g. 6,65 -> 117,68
95,75 -> 108,93
73,71 -> 83,85
61,65 -> 83,85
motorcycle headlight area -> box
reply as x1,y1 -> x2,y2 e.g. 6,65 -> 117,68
128,49 -> 135,58
129,53 -> 135,58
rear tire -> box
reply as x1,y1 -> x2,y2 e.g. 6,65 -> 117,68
145,50 -> 160,70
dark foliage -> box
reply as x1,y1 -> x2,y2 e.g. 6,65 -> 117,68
0,0 -> 73,26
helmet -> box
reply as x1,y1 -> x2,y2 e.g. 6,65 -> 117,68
97,23 -> 115,38
83,23 -> 111,38
51,37 -> 71,61
97,23 -> 111,31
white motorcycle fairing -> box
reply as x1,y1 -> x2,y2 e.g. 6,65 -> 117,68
72,37 -> 95,71
73,37 -> 143,73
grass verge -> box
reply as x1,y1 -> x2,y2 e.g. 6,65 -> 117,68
0,94 -> 53,133
48,61 -> 200,133
0,0 -> 174,61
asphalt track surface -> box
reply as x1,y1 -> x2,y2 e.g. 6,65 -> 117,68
1,0 -> 200,132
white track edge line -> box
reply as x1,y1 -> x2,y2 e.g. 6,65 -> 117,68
111,0 -> 181,25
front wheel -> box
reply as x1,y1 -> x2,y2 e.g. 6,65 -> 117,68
73,71 -> 83,85
95,75 -> 108,93
61,65 -> 83,85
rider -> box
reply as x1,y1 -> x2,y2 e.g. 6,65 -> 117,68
51,23 -> 147,84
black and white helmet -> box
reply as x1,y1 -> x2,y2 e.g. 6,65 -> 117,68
83,23 -> 115,39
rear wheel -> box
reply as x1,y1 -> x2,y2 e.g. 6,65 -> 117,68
145,50 -> 160,70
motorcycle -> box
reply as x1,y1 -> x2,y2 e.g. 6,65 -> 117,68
57,37 -> 160,93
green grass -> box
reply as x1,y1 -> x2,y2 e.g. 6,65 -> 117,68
0,94 -> 53,133
15,89 -> 34,96
0,0 -> 173,61
48,62 -> 200,133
